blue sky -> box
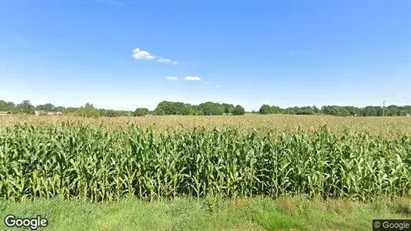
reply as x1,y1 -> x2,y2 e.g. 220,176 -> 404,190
0,0 -> 410,111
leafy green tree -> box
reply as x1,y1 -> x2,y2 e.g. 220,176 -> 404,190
99,109 -> 116,117
134,108 -> 149,116
232,105 -> 245,115
287,108 -> 296,114
155,108 -> 165,115
387,105 -> 399,116
259,104 -> 272,114
15,100 -> 35,115
75,103 -> 100,117
154,101 -> 193,115
365,106 -> 379,116
296,106 -> 315,115
321,106 -> 331,115
36,103 -> 56,112
180,104 -> 192,115
222,103 -> 235,114
271,106 -> 282,114
199,102 -> 225,115
155,101 -> 173,115
0,100 -> 15,112
56,106 -> 66,112
340,108 -> 350,117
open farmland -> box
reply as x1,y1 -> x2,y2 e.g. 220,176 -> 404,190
1,114 -> 411,136
0,115 -> 410,203
1,115 -> 411,230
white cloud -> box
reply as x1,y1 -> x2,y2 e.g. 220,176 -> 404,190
165,76 -> 179,81
132,48 -> 178,64
132,48 -> 156,60
185,76 -> 201,81
158,57 -> 178,65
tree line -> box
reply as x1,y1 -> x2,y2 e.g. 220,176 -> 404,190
154,101 -> 245,116
1,100 -> 410,117
259,104 -> 411,116
0,100 -> 245,117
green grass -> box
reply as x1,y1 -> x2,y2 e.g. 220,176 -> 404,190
1,196 -> 410,231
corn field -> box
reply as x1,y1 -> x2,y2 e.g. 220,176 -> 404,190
0,117 -> 410,202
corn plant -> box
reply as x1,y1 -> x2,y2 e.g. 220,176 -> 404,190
0,121 -> 410,202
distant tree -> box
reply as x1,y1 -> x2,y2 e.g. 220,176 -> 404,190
75,103 -> 100,117
36,103 -> 56,112
99,109 -> 117,117
222,103 -> 235,114
180,104 -> 193,115
339,108 -> 350,117
63,107 -> 78,114
56,106 -> 66,112
154,101 -> 194,115
0,100 -> 15,112
199,102 -> 225,115
330,107 -> 340,116
195,109 -> 204,115
271,106 -> 282,114
191,105 -> 203,115
287,108 -> 296,115
387,105 -> 399,116
134,108 -> 149,116
312,106 -> 320,114
5,99 -> 411,117
155,108 -> 165,115
321,106 -> 331,115
155,101 -> 174,115
403,106 -> 411,115
259,104 -> 272,114
295,106 -> 315,115
15,100 -> 35,115
233,105 -> 245,115
376,107 -> 383,116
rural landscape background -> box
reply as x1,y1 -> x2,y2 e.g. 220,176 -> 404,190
1,99 -> 411,117
1,0 -> 411,230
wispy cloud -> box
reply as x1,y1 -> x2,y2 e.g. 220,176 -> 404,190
132,48 -> 178,64
286,48 -> 320,56
132,48 -> 156,60
185,76 -> 201,81
165,76 -> 179,81
158,57 -> 178,65
216,84 -> 220,88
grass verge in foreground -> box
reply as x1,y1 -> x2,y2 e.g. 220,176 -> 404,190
0,196 -> 410,231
